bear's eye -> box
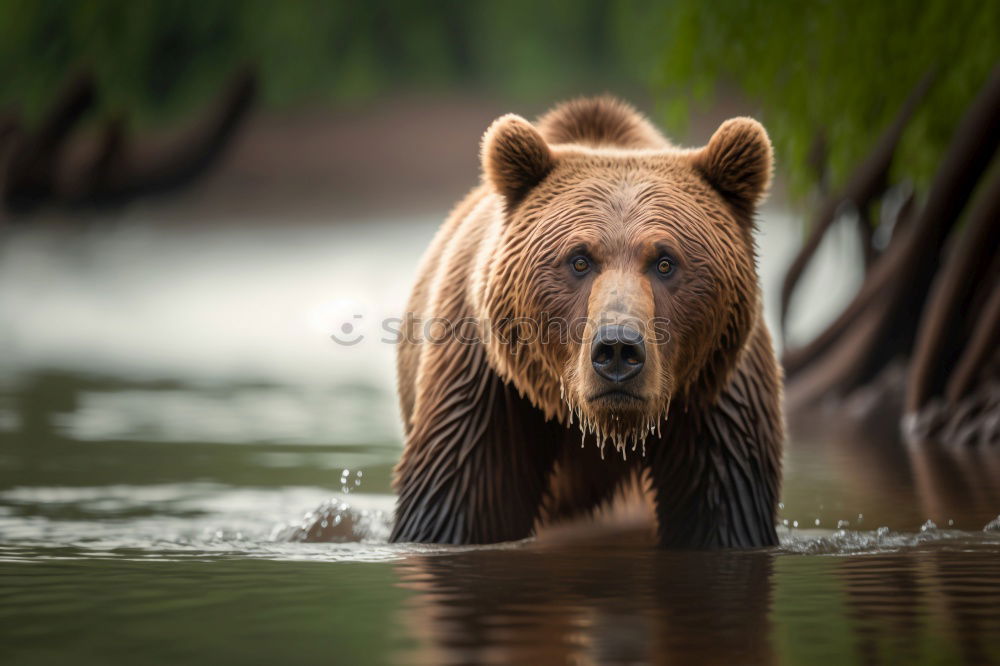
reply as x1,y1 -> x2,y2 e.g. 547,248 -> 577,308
571,256 -> 591,274
656,257 -> 674,276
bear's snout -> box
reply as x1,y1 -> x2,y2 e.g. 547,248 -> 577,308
591,324 -> 645,383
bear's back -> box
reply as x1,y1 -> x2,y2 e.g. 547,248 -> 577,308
536,96 -> 671,150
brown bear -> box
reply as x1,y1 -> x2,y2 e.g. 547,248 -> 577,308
390,97 -> 783,548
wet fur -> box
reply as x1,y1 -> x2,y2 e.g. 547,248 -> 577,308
391,97 -> 783,548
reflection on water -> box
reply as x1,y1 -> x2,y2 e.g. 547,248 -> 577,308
395,536 -> 777,665
1,215 -> 999,664
395,536 -> 1000,665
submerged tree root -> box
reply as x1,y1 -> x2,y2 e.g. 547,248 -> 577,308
904,381 -> 1000,447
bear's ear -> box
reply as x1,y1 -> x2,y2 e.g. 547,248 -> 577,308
692,117 -> 773,215
481,114 -> 554,205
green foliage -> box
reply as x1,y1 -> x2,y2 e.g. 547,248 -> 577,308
630,0 -> 1000,195
2,0 -> 993,196
0,0 -> 643,127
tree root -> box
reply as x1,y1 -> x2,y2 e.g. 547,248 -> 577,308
906,166 -> 1000,412
2,67 -> 256,216
784,64 -> 1000,405
778,70 -> 935,338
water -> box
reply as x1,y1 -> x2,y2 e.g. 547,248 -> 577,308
2,213 -> 999,665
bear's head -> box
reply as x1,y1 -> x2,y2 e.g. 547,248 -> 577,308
476,98 -> 772,455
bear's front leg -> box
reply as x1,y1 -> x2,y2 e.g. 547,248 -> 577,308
390,342 -> 561,544
646,370 -> 782,549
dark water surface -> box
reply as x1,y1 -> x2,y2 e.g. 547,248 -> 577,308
2,374 -> 999,666
1,219 -> 999,665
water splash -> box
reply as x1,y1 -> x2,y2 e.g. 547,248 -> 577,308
274,495 -> 392,543
339,468 -> 364,495
779,523 -> 1000,555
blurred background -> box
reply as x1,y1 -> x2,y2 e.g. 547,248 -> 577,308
2,2 -> 999,664
2,0 -> 995,438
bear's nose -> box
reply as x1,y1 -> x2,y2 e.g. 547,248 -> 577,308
591,324 -> 645,383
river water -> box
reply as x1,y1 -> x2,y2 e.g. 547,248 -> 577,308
1,211 -> 998,665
